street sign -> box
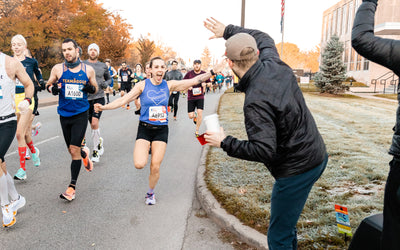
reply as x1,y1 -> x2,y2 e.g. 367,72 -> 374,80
335,204 -> 353,236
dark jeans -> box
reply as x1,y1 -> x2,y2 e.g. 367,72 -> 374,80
381,157 -> 400,249
268,155 -> 328,250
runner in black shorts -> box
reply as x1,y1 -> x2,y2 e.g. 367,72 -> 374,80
118,62 -> 133,110
84,43 -> 111,163
0,50 -> 33,227
95,56 -> 225,205
184,59 -> 211,136
46,38 -> 98,202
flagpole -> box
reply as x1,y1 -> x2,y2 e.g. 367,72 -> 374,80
281,17 -> 284,59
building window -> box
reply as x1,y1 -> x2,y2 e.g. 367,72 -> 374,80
350,48 -> 356,71
356,53 -> 362,71
332,10 -> 337,35
364,59 -> 369,71
347,1 -> 354,34
342,5 -> 348,35
337,8 -> 342,35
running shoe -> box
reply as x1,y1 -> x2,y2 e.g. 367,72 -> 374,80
134,108 -> 141,115
113,90 -> 116,96
31,122 -> 42,137
145,193 -> 156,205
25,151 -> 31,160
82,147 -> 93,172
195,131 -> 199,137
10,195 -> 26,216
31,147 -> 40,167
121,105 -> 125,109
14,168 -> 27,180
174,116 -> 177,121
97,137 -> 104,155
126,105 -> 130,110
60,187 -> 75,201
2,204 -> 16,227
91,150 -> 100,163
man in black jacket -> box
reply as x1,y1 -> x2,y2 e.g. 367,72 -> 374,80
352,0 -> 400,248
166,60 -> 183,120
203,18 -> 328,249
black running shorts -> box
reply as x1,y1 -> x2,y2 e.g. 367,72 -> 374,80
136,122 -> 168,143
88,97 -> 105,122
121,82 -> 132,92
60,110 -> 88,147
0,120 -> 17,162
187,99 -> 204,113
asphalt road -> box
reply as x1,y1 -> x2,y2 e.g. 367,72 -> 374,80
1,89 -> 234,250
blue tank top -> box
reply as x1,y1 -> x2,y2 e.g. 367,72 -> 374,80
139,78 -> 169,125
108,66 -> 114,87
57,63 -> 90,117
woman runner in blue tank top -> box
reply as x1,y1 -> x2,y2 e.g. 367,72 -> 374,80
95,56 -> 225,205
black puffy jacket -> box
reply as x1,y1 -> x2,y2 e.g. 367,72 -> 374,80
220,25 -> 327,179
352,2 -> 400,157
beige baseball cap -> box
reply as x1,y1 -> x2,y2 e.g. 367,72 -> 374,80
225,33 -> 257,60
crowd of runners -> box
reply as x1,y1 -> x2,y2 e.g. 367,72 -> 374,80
0,33 -> 227,227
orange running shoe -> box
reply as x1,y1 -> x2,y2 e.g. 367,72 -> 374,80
60,187 -> 75,201
82,147 -> 93,172
126,105 -> 130,110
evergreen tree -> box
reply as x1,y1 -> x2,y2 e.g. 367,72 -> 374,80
314,35 -> 347,94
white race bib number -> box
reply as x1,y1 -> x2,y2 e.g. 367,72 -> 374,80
122,75 -> 128,82
149,106 -> 167,122
65,84 -> 83,99
192,87 -> 202,96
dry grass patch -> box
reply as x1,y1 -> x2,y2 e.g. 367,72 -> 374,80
205,92 -> 396,249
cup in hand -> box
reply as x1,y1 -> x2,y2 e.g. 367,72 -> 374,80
204,114 -> 220,133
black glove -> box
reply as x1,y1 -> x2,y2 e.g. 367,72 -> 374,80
39,79 -> 46,91
363,0 -> 378,5
82,83 -> 96,94
47,82 -> 60,96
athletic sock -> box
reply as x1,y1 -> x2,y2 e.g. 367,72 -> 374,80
5,173 -> 18,201
92,129 -> 100,150
0,174 -> 10,206
70,160 -> 81,186
27,141 -> 36,154
18,147 -> 26,171
148,188 -> 154,195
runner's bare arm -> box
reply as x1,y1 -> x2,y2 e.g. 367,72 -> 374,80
46,65 -> 61,87
95,80 -> 144,112
13,58 -> 34,99
86,66 -> 98,93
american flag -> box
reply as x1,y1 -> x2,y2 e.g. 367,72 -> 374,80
281,0 -> 285,33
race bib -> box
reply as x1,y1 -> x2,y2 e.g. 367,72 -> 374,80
65,84 -> 83,99
122,75 -> 128,82
149,106 -> 167,122
192,87 -> 202,96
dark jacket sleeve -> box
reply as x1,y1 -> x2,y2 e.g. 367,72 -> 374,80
103,64 -> 111,88
223,24 -> 280,63
33,59 -> 43,82
221,100 -> 277,165
352,2 -> 400,75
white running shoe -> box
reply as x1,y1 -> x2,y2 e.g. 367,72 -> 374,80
145,193 -> 156,205
91,150 -> 100,163
10,195 -> 26,215
97,137 -> 104,156
25,150 -> 30,160
31,122 -> 42,137
2,204 -> 16,227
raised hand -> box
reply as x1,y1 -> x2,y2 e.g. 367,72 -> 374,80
204,17 -> 225,40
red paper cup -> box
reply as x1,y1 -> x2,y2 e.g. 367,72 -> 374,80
197,133 -> 207,145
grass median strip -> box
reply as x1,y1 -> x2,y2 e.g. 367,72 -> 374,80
205,91 -> 395,249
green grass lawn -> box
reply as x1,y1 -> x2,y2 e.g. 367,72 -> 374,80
205,91 -> 395,249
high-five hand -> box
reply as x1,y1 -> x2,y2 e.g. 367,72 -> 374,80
204,17 -> 225,40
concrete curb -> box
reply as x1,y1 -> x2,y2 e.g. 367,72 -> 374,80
196,145 -> 269,250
